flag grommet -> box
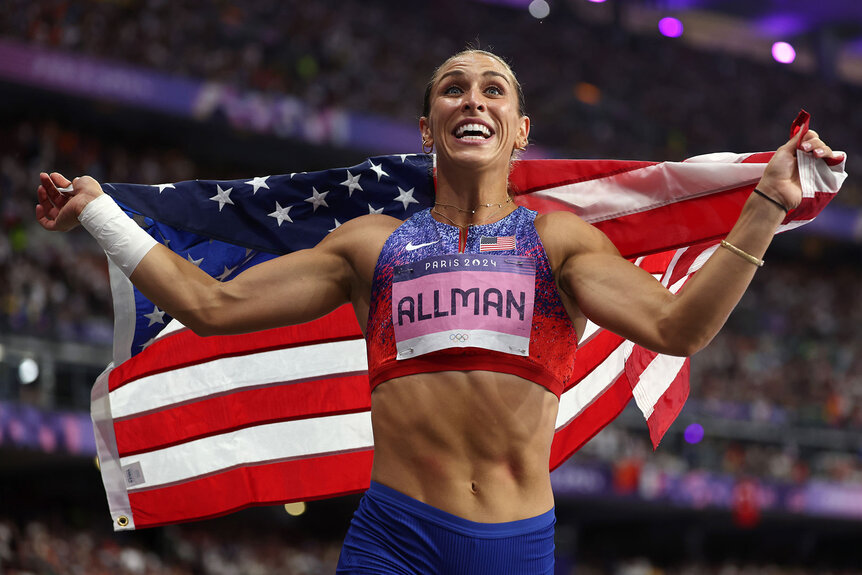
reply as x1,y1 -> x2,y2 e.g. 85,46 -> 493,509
116,516 -> 129,527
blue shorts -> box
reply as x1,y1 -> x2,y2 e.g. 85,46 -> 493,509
336,481 -> 556,574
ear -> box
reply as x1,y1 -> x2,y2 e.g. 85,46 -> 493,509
517,115 -> 531,149
419,116 -> 433,146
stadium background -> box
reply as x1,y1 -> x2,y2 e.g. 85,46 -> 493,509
1,0 -> 862,573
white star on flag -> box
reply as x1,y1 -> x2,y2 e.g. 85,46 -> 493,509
209,185 -> 234,212
186,254 -> 204,267
329,219 -> 342,233
268,202 -> 293,226
368,161 -> 389,181
368,204 -> 385,215
143,305 -> 166,327
340,170 -> 362,197
245,176 -> 270,194
394,187 -> 419,210
216,265 -> 238,281
398,154 -> 411,163
304,187 -> 329,212
152,183 -> 176,194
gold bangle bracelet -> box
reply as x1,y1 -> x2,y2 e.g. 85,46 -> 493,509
720,240 -> 764,267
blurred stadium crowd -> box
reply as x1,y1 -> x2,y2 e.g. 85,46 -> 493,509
2,0 -> 862,194
1,0 -> 861,573
3,514 -> 862,575
0,516 -> 341,575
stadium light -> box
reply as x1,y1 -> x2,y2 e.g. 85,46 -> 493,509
658,17 -> 684,38
284,502 -> 307,516
528,0 -> 550,19
772,41 -> 796,64
683,423 -> 704,444
18,358 -> 39,384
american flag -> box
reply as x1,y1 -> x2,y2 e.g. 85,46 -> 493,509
91,116 -> 847,530
479,235 -> 517,251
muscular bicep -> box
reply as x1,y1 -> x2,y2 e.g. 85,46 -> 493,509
560,248 -> 679,352
212,245 -> 355,334
541,213 -> 680,354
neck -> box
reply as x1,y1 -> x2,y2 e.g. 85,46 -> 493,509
433,160 -> 513,227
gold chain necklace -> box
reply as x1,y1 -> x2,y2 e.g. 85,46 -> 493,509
432,203 -> 513,229
433,196 -> 512,215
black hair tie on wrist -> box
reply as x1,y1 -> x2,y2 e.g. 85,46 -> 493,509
753,188 -> 790,214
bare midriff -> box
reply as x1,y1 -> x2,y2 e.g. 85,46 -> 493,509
369,369 -> 558,523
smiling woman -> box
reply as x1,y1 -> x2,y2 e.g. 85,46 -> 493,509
34,45 -> 842,575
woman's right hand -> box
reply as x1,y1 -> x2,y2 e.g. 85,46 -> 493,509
36,172 -> 105,232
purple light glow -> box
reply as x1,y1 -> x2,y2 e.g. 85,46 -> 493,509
587,0 -> 607,3
772,41 -> 796,64
684,423 -> 704,444
658,17 -> 683,38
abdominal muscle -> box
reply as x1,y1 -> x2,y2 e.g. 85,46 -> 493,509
369,370 -> 559,523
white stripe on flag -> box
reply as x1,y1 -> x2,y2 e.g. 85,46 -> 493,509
578,320 -> 602,345
777,219 -> 814,234
110,339 -> 368,418
532,161 -> 764,223
631,354 -> 687,420
661,247 -> 686,288
154,318 -> 186,341
555,340 -> 634,429
120,411 -> 373,490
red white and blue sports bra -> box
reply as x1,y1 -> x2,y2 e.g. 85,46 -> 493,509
365,207 -> 578,398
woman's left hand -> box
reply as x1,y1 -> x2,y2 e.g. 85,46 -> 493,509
756,128 -> 841,211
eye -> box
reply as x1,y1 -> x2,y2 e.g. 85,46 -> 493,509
443,84 -> 463,95
486,85 -> 504,96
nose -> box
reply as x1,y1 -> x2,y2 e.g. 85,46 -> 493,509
462,88 -> 485,112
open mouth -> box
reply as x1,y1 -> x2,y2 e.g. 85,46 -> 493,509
453,122 -> 494,141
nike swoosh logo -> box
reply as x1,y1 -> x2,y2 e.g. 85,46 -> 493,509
405,240 -> 440,251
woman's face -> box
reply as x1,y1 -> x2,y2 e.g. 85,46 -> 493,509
420,53 -> 529,172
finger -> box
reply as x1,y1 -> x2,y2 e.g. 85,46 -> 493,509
799,137 -> 834,158
781,128 -> 805,152
50,172 -> 72,188
40,172 -> 67,208
35,196 -> 58,231
37,184 -> 57,218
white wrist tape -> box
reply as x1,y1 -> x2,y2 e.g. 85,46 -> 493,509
78,194 -> 159,277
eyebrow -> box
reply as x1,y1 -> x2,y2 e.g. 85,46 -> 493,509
437,70 -> 512,86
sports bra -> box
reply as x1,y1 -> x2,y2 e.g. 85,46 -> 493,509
365,207 -> 577,398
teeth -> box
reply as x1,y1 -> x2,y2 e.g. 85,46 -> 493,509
455,123 -> 492,138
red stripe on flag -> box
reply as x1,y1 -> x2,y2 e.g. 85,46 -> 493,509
787,190 -> 838,223
592,185 -> 753,259
510,159 -> 658,195
550,373 -> 632,469
109,305 -> 362,391
563,330 -> 625,393
114,374 -> 371,456
646,360 -> 690,448
665,243 -> 714,287
127,450 -> 374,529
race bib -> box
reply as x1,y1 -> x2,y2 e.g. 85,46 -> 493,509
391,254 -> 535,360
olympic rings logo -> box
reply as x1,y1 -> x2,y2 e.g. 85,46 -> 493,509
449,333 -> 470,343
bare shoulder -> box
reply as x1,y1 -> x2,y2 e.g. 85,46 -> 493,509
320,213 -> 403,281
534,211 -> 618,271
323,213 -> 402,249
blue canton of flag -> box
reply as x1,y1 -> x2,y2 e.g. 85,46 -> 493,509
102,154 -> 435,357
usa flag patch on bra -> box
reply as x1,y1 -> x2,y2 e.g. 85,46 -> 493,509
479,235 -> 516,252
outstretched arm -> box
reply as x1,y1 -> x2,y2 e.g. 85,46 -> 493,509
36,172 -> 393,336
549,128 -> 839,356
